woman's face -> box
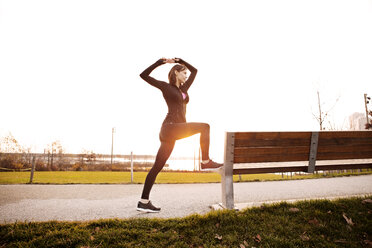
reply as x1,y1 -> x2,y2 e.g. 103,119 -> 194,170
175,69 -> 188,85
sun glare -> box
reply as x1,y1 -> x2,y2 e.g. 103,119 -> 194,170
169,134 -> 201,170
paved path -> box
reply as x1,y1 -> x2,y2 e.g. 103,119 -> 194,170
0,175 -> 371,223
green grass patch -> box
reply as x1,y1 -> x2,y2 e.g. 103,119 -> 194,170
1,197 -> 371,247
0,170 -> 371,184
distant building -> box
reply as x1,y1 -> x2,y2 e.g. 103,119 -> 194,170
348,112 -> 367,130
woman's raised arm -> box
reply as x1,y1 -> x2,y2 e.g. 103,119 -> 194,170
139,58 -> 168,90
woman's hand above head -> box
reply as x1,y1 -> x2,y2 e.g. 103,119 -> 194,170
163,58 -> 175,63
158,58 -> 167,64
173,58 -> 185,65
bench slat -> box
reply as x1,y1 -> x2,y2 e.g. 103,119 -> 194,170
235,138 -> 311,147
317,151 -> 372,160
234,132 -> 372,147
234,132 -> 312,147
233,163 -> 372,174
234,166 -> 307,174
234,154 -> 309,163
319,131 -> 372,139
318,137 -> 372,146
235,132 -> 312,139
318,144 -> 372,154
234,146 -> 310,156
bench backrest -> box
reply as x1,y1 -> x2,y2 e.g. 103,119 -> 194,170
232,131 -> 372,164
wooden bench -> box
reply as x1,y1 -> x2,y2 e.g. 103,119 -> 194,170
220,131 -> 372,209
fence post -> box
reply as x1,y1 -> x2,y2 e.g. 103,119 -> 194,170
29,155 -> 36,184
130,151 -> 134,183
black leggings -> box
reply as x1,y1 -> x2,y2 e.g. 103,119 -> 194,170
141,122 -> 210,199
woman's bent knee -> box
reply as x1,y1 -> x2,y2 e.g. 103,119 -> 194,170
202,123 -> 210,132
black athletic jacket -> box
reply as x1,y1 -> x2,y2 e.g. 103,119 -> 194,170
140,59 -> 197,124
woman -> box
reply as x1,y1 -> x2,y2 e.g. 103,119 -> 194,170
137,57 -> 223,213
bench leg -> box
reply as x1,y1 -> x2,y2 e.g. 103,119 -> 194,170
221,132 -> 235,209
221,162 -> 234,209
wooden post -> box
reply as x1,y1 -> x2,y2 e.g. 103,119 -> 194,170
364,94 -> 370,126
130,151 -> 134,183
193,149 -> 196,171
198,147 -> 201,171
111,127 -> 115,167
29,155 -> 36,184
220,132 -> 235,209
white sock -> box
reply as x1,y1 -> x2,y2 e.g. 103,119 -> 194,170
140,199 -> 150,204
202,159 -> 210,164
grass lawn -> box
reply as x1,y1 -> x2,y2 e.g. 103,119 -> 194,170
0,170 -> 371,184
1,197 -> 371,248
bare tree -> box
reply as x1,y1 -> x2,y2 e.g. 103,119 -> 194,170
0,132 -> 24,153
81,149 -> 97,169
0,133 -> 26,169
45,140 -> 64,170
312,90 -> 340,130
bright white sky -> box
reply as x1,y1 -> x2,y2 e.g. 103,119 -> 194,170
1,0 -> 371,162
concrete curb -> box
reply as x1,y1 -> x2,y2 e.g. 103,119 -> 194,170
211,193 -> 372,211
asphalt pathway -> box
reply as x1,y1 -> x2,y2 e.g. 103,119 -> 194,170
0,175 -> 371,223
